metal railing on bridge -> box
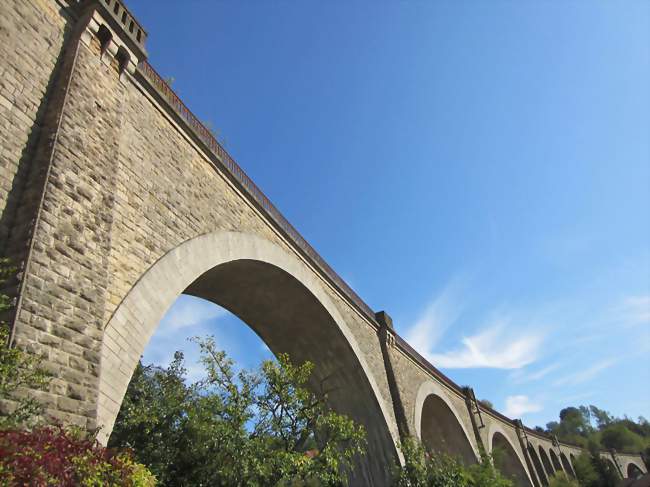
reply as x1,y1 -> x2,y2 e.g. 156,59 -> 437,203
137,60 -> 376,324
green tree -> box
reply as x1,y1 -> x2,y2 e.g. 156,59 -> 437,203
572,448 -> 620,487
111,336 -> 366,486
600,423 -> 643,452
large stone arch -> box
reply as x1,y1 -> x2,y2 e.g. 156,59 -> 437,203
539,447 -> 555,476
488,424 -> 533,487
413,381 -> 480,464
96,231 -> 400,483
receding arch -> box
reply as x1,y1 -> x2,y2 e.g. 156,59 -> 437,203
601,456 -> 620,478
414,381 -> 480,465
97,231 -> 400,483
560,452 -> 574,477
627,462 -> 644,479
539,446 -> 554,477
549,449 -> 562,473
528,445 -> 549,486
488,425 -> 533,487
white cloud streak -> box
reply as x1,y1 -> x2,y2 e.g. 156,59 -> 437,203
504,395 -> 542,417
159,296 -> 227,334
426,321 -> 543,369
620,295 -> 650,327
510,362 -> 561,384
405,276 -> 465,356
553,358 -> 616,387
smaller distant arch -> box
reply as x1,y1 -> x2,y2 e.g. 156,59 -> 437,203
539,447 -> 554,476
549,449 -> 562,473
414,381 -> 480,465
627,462 -> 644,479
560,452 -> 575,477
528,445 -> 549,486
601,457 -> 620,478
488,424 -> 533,487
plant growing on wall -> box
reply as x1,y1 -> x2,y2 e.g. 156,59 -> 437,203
0,260 -> 49,429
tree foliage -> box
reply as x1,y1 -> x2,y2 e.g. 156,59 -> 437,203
392,437 -> 514,487
544,404 -> 650,455
110,336 -> 366,486
0,425 -> 155,486
548,473 -> 579,487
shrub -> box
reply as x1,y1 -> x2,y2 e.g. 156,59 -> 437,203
547,473 -> 579,487
393,437 -> 514,487
0,425 -> 155,486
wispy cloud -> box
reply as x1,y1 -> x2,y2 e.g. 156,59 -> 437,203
143,295 -> 228,373
405,276 -> 465,356
553,358 -> 616,387
619,295 -> 650,327
554,391 -> 595,404
159,295 -> 227,334
426,320 -> 544,369
510,362 -> 561,384
504,395 -> 542,417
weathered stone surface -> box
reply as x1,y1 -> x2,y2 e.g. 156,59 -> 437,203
1,2 -> 646,485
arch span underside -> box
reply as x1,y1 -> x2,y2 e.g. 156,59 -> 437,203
549,449 -> 562,473
97,232 -> 399,484
414,384 -> 479,465
627,462 -> 644,479
560,452 -> 574,477
490,431 -> 533,487
539,447 -> 554,477
528,445 -> 549,486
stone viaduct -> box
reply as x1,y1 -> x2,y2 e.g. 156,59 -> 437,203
0,0 -> 646,484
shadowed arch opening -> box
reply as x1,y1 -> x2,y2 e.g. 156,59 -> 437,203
418,393 -> 478,465
550,449 -> 562,473
627,462 -> 644,479
97,232 -> 400,484
528,445 -> 549,486
413,381 -> 480,466
602,457 -> 619,478
560,452 -> 574,477
539,447 -> 554,477
491,432 -> 533,487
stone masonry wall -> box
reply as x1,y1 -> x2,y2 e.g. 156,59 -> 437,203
0,0 -> 69,248
4,2 -> 646,484
8,1 -> 398,442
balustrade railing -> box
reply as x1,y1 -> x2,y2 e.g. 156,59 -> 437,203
137,60 -> 376,323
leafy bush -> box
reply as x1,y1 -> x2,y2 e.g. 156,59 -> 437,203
571,450 -> 620,487
547,473 -> 579,487
393,437 -> 514,487
110,338 -> 366,486
0,425 -> 155,486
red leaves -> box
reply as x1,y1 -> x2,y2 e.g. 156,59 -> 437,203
0,425 -> 133,486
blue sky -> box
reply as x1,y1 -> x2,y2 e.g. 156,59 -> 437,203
128,1 -> 649,428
